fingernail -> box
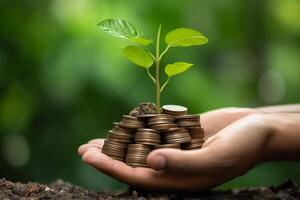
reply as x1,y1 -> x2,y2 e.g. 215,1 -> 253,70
153,155 -> 166,170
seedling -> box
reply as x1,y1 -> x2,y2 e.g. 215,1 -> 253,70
97,19 -> 208,113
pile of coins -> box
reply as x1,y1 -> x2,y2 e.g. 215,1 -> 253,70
102,104 -> 205,168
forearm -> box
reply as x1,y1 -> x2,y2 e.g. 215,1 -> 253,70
256,104 -> 300,113
265,113 -> 300,161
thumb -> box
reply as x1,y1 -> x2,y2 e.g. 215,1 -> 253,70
147,147 -> 215,173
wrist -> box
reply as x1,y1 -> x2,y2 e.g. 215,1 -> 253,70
263,113 -> 300,161
241,113 -> 275,163
257,114 -> 278,162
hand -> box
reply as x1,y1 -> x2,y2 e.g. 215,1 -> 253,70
78,113 -> 273,191
200,107 -> 255,138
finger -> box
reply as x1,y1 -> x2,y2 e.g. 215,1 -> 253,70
88,139 -> 105,146
82,149 -> 140,182
201,108 -> 253,139
147,147 -> 219,174
78,143 -> 102,156
202,134 -> 219,148
147,115 -> 258,173
200,110 -> 225,137
81,150 -> 195,190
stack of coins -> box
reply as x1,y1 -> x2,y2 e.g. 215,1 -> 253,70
155,143 -> 180,149
187,126 -> 205,140
163,128 -> 191,144
119,115 -> 145,129
125,144 -> 152,167
101,104 -> 206,168
107,126 -> 134,143
102,115 -> 145,162
182,139 -> 205,150
175,114 -> 205,150
135,128 -> 160,145
175,114 -> 201,127
147,114 -> 177,131
102,140 -> 127,161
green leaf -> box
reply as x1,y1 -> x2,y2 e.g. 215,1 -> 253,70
130,37 -> 152,46
165,62 -> 194,77
98,18 -> 141,39
98,18 -> 152,46
165,28 -> 208,47
122,45 -> 154,68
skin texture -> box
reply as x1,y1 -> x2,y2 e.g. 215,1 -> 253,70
78,106 -> 300,191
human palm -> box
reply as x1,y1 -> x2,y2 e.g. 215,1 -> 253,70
78,108 -> 268,191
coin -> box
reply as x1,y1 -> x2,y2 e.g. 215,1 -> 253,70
175,114 -> 200,120
187,126 -> 205,139
155,143 -> 181,149
125,162 -> 148,168
102,104 -> 206,168
118,115 -> 145,129
147,114 -> 176,131
162,105 -> 188,116
176,114 -> 201,127
126,145 -> 152,156
113,122 -> 134,130
177,120 -> 201,127
112,125 -> 133,134
163,128 -> 191,144
127,143 -> 152,150
135,129 -> 161,145
107,130 -> 133,143
149,123 -> 177,131
149,114 -> 174,120
148,119 -> 175,126
126,148 -> 150,154
187,126 -> 204,133
136,128 -> 159,133
163,127 -> 181,133
125,144 -> 152,167
190,133 -> 204,140
102,140 -> 127,161
137,114 -> 158,119
182,139 -> 205,150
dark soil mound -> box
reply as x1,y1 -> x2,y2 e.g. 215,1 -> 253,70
0,178 -> 299,199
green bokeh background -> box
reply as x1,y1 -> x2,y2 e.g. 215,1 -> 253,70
0,0 -> 299,192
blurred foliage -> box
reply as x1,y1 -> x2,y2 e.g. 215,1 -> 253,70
0,0 -> 299,192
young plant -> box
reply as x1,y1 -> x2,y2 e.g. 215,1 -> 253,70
97,18 -> 208,113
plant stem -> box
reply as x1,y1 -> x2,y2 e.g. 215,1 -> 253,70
148,51 -> 155,60
160,77 -> 170,92
147,68 -> 156,83
155,25 -> 161,113
159,45 -> 171,60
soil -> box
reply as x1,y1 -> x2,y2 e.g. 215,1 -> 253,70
0,178 -> 299,200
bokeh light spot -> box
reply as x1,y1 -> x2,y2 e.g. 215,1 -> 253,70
258,70 -> 286,103
1,134 -> 30,168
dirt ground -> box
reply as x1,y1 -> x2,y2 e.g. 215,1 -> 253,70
0,178 -> 299,200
